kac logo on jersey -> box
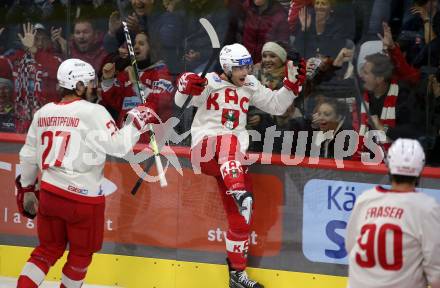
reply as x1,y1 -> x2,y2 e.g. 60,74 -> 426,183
222,109 -> 239,130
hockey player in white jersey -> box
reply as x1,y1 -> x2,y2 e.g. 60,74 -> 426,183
15,58 -> 153,288
175,43 -> 306,288
346,138 -> 440,288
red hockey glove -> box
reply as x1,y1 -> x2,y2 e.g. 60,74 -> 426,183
15,175 -> 39,219
177,72 -> 207,96
283,59 -> 306,95
126,104 -> 155,132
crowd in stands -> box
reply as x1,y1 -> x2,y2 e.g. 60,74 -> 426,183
0,0 -> 440,166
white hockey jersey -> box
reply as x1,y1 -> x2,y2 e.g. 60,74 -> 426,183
19,99 -> 140,203
175,72 -> 297,153
346,186 -> 440,288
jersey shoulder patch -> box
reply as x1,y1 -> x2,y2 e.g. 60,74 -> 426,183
206,72 -> 224,88
242,74 -> 259,91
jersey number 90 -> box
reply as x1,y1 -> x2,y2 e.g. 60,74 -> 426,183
356,223 -> 403,271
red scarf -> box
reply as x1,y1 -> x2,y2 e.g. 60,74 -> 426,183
358,80 -> 398,155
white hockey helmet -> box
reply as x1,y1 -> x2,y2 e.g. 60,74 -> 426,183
57,58 -> 95,90
219,43 -> 253,74
386,138 -> 425,177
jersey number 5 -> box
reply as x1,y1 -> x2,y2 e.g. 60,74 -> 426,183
356,223 -> 403,271
41,131 -> 71,169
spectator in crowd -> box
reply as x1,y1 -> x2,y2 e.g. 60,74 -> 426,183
248,41 -> 294,151
0,23 -> 61,133
0,76 -> 15,132
182,0 -> 230,73
6,0 -> 57,23
355,53 -> 421,159
379,22 -> 421,85
0,26 -> 9,55
294,45 -> 354,121
241,0 -> 290,63
252,41 -> 288,89
156,0 -> 185,75
103,0 -> 163,60
401,0 -> 438,63
429,69 -> 440,164
293,0 -> 355,59
310,97 -> 353,159
287,0 -> 312,33
413,12 -> 440,67
100,32 -> 174,129
52,18 -> 110,73
353,0 -> 394,43
414,67 -> 440,165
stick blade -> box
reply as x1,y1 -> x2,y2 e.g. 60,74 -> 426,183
199,18 -> 220,48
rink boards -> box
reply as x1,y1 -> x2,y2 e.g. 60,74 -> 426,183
1,133 -> 440,288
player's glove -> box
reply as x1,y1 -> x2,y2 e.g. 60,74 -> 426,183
283,58 -> 306,94
126,104 -> 155,133
15,175 -> 39,219
177,72 -> 207,96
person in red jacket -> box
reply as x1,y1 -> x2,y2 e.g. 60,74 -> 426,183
0,23 -> 62,133
100,32 -> 174,128
241,0 -> 290,63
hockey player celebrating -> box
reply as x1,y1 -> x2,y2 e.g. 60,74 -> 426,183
15,58 -> 153,288
346,138 -> 440,288
175,43 -> 306,288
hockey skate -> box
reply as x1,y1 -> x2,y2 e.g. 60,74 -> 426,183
227,259 -> 264,288
229,269 -> 264,288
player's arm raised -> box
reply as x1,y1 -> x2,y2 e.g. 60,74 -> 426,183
85,104 -> 153,157
250,59 -> 306,115
175,72 -> 209,108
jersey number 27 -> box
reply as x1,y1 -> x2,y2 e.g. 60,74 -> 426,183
356,223 -> 403,271
41,130 -> 71,169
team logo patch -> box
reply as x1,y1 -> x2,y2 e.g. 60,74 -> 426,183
222,109 -> 239,130
213,74 -> 222,82
122,96 -> 142,110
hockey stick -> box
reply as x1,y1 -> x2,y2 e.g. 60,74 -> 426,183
130,18 -> 220,195
121,20 -> 168,188
176,18 -> 221,118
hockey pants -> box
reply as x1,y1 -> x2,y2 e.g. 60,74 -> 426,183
17,190 -> 105,288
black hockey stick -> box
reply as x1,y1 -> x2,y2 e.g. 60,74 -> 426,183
116,11 -> 168,188
130,18 -> 220,195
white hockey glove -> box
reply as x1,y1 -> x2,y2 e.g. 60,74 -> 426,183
177,72 -> 207,96
283,59 -> 306,95
126,104 -> 155,133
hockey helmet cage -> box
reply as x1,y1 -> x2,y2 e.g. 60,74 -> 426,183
387,138 -> 425,177
57,58 -> 95,90
219,43 -> 253,74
